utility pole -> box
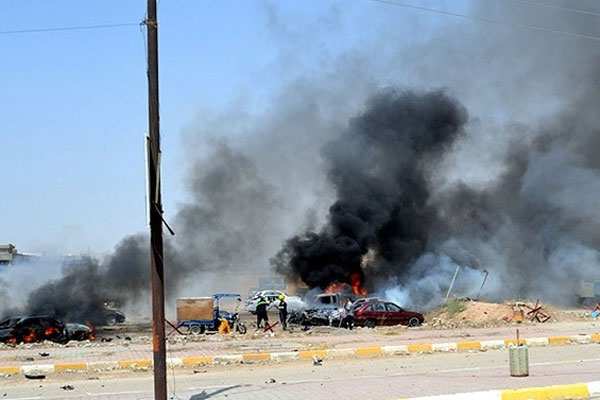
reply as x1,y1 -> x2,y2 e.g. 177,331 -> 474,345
145,0 -> 167,399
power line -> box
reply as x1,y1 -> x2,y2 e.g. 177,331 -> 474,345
357,0 -> 600,42
0,22 -> 140,35
502,0 -> 600,18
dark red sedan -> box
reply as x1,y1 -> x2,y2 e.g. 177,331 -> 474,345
354,300 -> 424,328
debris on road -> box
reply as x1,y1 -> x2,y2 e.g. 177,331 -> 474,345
60,385 -> 75,391
38,352 -> 49,357
24,373 -> 46,380
313,355 -> 323,366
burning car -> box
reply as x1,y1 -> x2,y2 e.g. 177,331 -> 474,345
0,315 -> 94,344
353,300 -> 424,328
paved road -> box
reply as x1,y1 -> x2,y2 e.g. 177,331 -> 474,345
1,344 -> 599,399
2,320 -> 598,368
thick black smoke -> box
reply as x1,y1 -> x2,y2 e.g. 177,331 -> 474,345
275,63 -> 600,306
273,89 -> 467,290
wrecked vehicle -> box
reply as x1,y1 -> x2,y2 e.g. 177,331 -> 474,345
311,292 -> 356,311
100,309 -> 126,326
354,300 -> 424,328
287,308 -> 333,327
0,315 -> 94,344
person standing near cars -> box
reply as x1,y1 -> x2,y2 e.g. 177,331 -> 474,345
343,299 -> 354,330
255,296 -> 269,329
277,294 -> 288,330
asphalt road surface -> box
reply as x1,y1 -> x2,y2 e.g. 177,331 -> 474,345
1,344 -> 599,399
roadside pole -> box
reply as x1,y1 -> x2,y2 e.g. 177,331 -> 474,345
145,0 -> 167,398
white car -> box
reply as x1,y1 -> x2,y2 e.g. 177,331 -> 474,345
244,290 -> 305,313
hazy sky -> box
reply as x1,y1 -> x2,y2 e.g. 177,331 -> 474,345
1,0 -> 597,256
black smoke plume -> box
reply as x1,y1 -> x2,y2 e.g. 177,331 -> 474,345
274,64 -> 600,307
273,89 -> 467,290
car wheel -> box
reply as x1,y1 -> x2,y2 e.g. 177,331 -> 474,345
408,317 -> 421,327
189,325 -> 204,335
365,319 -> 377,329
105,315 -> 117,326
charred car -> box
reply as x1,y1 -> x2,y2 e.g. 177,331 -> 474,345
287,308 -> 333,327
0,315 -> 94,344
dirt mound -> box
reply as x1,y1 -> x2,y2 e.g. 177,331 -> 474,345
426,299 -> 513,329
425,298 -> 589,329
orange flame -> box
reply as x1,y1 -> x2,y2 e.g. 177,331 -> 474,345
350,273 -> 367,296
85,322 -> 96,341
8,337 -> 17,344
324,274 -> 368,296
23,329 -> 36,343
44,325 -> 61,337
325,282 -> 347,294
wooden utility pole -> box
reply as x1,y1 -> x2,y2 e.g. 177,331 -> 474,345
145,0 -> 167,398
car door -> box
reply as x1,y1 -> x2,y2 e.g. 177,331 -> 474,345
372,302 -> 387,325
385,303 -> 403,325
357,303 -> 375,324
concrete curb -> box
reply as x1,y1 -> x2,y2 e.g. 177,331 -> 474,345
1,333 -> 598,375
402,380 -> 600,399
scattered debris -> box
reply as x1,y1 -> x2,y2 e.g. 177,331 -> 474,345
38,352 -> 50,357
101,338 -> 113,343
24,373 -> 46,380
60,385 -> 75,391
266,378 -> 276,384
87,377 -> 100,380
24,357 -> 34,362
524,300 -> 551,323
193,369 -> 207,374
312,355 -> 323,366
124,336 -> 132,341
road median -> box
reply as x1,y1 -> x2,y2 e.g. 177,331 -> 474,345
1,333 -> 598,375
401,381 -> 600,400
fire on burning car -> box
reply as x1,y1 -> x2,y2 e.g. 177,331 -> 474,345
0,315 -> 95,344
286,281 -> 424,329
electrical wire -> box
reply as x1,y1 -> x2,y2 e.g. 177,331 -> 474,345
500,0 -> 600,18
355,0 -> 600,42
0,22 -> 140,35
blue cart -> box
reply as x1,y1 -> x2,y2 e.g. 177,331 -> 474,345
177,293 -> 247,335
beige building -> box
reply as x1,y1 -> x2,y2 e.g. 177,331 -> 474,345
0,244 -> 17,264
